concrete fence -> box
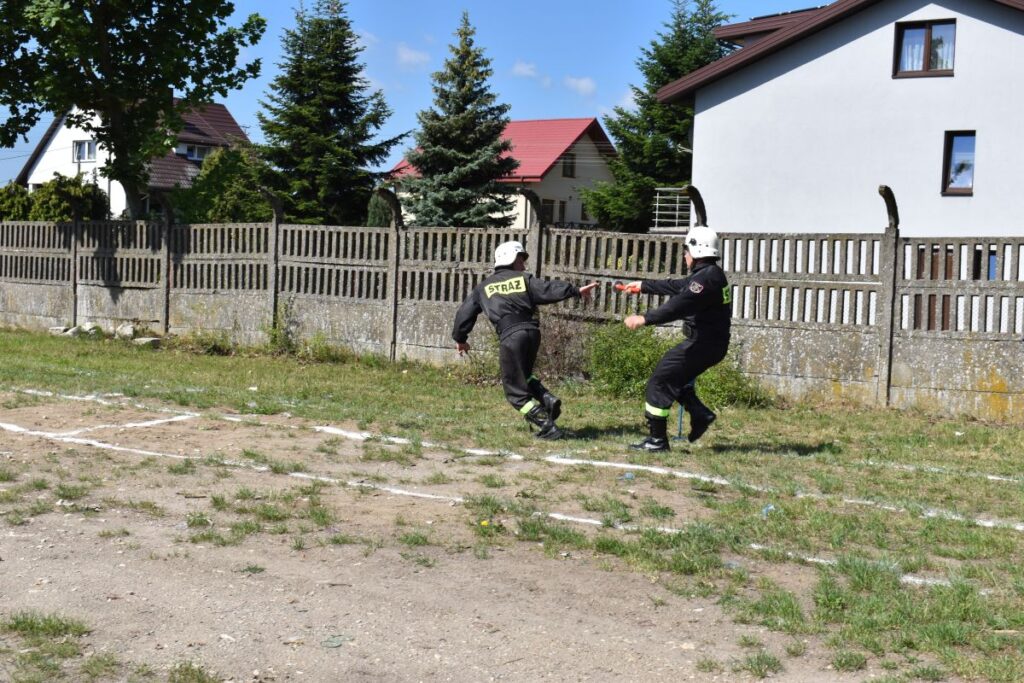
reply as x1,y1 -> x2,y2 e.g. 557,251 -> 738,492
1,209 -> 1022,422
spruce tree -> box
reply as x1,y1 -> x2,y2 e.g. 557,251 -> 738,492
403,12 -> 518,228
258,0 -> 404,225
582,0 -> 730,232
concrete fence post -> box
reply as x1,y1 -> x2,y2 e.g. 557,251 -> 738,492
518,188 -> 545,277
152,192 -> 174,335
875,185 -> 901,407
70,216 -> 80,328
375,187 -> 404,361
264,196 -> 284,333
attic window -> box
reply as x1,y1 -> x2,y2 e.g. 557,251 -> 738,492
894,21 -> 955,77
561,153 -> 576,178
186,145 -> 212,161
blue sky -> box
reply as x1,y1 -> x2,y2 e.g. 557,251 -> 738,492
0,0 -> 803,184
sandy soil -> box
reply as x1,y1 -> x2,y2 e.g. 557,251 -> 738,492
0,390 -> 950,681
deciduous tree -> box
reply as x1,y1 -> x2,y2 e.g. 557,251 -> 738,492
0,0 -> 265,219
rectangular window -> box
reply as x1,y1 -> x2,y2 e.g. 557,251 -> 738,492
942,131 -> 975,195
561,153 -> 576,178
540,199 -> 555,224
557,200 -> 566,224
73,140 -> 96,162
580,202 -> 590,222
894,20 -> 955,77
186,144 -> 212,161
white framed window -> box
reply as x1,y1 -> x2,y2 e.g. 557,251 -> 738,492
186,144 -> 212,161
73,140 -> 96,162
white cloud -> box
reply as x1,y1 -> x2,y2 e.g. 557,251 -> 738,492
564,76 -> 597,97
512,60 -> 537,78
396,43 -> 430,68
617,89 -> 637,110
357,31 -> 379,49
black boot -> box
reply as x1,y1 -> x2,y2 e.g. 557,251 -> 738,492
681,385 -> 716,443
525,405 -> 563,440
631,416 -> 669,452
541,392 -> 562,422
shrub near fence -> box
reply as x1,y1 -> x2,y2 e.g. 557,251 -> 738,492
0,219 -> 1021,422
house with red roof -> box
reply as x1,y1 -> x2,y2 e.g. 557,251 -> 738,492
656,0 -> 1024,237
17,102 -> 248,218
391,117 -> 616,228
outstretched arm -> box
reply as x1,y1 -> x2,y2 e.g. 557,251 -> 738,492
452,292 -> 482,348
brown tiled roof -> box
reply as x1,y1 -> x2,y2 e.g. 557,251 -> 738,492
175,102 -> 249,145
16,101 -> 248,187
658,0 -> 1024,104
714,7 -> 825,45
146,151 -> 202,190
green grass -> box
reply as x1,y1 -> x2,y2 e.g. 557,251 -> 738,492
3,328 -> 1024,680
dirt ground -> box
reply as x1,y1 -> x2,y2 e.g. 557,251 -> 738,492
0,390 -> 943,682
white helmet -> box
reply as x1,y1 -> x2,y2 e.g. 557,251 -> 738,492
494,240 -> 528,267
685,226 -> 720,259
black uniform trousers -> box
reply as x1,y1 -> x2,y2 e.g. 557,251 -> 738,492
499,328 -> 550,413
644,336 -> 729,419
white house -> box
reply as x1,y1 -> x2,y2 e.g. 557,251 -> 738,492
656,0 -> 1024,237
391,117 -> 616,228
16,103 -> 249,217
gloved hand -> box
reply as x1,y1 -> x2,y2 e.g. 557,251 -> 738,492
614,281 -> 642,295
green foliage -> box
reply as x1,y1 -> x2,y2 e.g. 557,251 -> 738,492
259,0 -> 403,225
0,182 -> 32,220
402,12 -> 519,228
584,0 -> 731,231
588,323 -> 677,400
1,0 -> 265,218
365,190 -> 393,227
171,147 -> 272,223
587,322 -> 773,408
27,173 -> 109,221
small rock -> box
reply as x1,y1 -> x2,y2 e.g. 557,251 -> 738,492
49,326 -> 69,336
115,322 -> 136,339
133,337 -> 161,348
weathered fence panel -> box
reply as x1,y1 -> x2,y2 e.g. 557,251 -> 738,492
169,223 -> 271,345
0,221 -> 74,329
1,219 -> 1021,422
394,227 -> 527,363
278,224 -> 392,356
889,236 -> 1024,421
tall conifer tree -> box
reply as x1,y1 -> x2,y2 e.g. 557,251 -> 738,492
259,0 -> 404,225
403,12 -> 518,228
582,0 -> 730,232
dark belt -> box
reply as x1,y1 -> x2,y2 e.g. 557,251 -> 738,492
496,314 -> 538,336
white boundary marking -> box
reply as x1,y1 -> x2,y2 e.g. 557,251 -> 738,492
5,387 -> 1023,534
0,416 -> 987,594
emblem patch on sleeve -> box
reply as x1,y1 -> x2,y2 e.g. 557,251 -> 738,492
688,280 -> 705,294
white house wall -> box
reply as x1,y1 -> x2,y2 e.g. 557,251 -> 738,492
531,136 -> 615,226
693,0 -> 1024,236
24,115 -> 128,217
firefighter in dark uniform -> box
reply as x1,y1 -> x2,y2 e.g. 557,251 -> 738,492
453,240 -> 597,440
621,226 -> 731,451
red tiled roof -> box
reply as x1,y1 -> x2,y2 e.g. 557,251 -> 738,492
658,0 -> 1024,103
146,151 -> 202,190
391,117 -> 616,183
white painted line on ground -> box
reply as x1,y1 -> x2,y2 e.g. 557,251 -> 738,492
863,459 -> 1023,484
313,425 -> 525,461
0,416 -> 988,594
54,414 -> 198,436
7,388 -> 1022,536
